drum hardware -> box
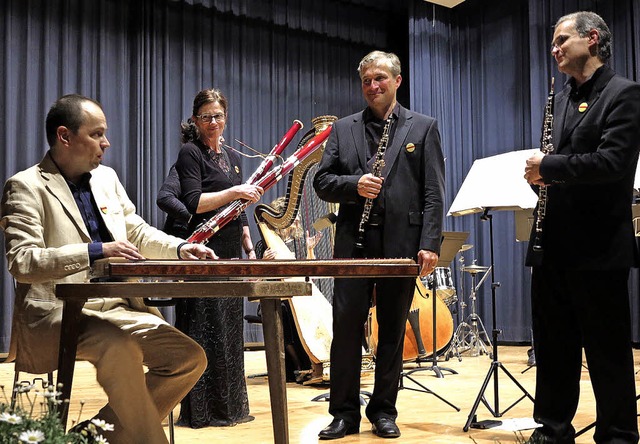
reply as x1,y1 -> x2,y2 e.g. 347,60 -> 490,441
427,267 -> 458,306
448,261 -> 493,358
442,245 -> 472,361
461,264 -> 489,273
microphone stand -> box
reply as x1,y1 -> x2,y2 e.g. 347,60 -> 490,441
463,209 -> 535,431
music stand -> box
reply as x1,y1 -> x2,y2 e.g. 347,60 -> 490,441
405,231 -> 468,378
447,149 -> 538,431
397,231 -> 468,412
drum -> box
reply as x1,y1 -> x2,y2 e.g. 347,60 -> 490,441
423,267 -> 457,306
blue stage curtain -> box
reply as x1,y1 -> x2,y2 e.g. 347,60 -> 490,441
409,0 -> 640,342
0,0 -> 383,352
3,0 -> 640,352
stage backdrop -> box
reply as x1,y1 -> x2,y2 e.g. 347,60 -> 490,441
0,0 -> 401,351
2,0 -> 640,353
409,0 -> 640,342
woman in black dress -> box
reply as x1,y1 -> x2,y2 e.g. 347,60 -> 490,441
174,89 -> 262,428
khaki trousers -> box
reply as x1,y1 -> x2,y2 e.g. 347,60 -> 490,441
76,299 -> 207,444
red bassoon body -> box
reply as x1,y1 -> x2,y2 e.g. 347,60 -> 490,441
187,124 -> 333,244
245,120 -> 303,185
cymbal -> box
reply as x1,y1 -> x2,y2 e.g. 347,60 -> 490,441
458,244 -> 473,252
462,264 -> 489,274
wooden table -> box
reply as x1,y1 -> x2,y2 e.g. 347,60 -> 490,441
55,258 -> 419,443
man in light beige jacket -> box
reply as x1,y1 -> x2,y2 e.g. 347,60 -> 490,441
1,94 -> 216,444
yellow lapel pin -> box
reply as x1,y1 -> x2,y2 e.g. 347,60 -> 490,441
406,143 -> 416,153
578,102 -> 588,113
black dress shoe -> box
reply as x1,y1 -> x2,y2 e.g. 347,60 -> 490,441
371,418 -> 401,438
318,418 -> 359,440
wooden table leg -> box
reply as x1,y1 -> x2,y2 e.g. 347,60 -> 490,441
56,299 -> 84,429
260,298 -> 289,444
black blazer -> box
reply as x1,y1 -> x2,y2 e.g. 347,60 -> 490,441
313,105 -> 445,259
526,67 -> 640,269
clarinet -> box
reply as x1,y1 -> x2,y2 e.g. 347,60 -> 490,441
354,115 -> 393,250
532,77 -> 555,252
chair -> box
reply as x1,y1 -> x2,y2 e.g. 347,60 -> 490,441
7,281 -> 56,410
10,371 -> 54,408
7,283 -> 176,444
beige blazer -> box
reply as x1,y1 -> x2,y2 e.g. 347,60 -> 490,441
0,153 -> 184,373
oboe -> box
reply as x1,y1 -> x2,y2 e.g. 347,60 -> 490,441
532,77 -> 555,252
355,115 -> 393,250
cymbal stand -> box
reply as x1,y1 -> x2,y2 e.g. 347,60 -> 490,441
465,266 -> 493,357
463,209 -> 534,431
445,254 -> 466,361
447,262 -> 492,358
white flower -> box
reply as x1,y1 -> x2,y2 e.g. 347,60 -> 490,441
18,429 -> 45,443
15,383 -> 35,394
43,387 -> 62,399
94,435 -> 109,444
0,411 -> 23,424
91,418 -> 115,432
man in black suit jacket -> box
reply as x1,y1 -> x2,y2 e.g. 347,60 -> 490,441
525,11 -> 640,444
313,50 -> 445,439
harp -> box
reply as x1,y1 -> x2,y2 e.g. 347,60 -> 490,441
254,115 -> 338,382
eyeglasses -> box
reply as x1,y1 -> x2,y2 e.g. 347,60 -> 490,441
550,33 -> 581,51
196,113 -> 226,123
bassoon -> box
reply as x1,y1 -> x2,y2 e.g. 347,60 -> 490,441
187,124 -> 333,244
246,120 -> 303,185
532,77 -> 555,252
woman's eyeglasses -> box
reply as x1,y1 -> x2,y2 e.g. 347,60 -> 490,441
196,113 -> 226,123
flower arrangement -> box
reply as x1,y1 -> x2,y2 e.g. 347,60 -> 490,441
0,382 -> 113,444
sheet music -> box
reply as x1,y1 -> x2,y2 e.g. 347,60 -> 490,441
448,149 -> 539,216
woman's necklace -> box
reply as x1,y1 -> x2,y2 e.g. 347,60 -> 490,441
208,146 -> 231,176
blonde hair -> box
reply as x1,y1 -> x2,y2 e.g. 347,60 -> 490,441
357,51 -> 401,78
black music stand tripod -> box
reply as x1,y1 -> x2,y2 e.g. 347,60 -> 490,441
399,275 -> 460,411
407,231 -> 468,377
446,149 -> 540,430
398,232 -> 468,412
462,209 -> 534,431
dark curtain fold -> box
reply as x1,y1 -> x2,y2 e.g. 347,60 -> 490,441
167,0 -> 390,46
409,0 -> 640,342
3,0 -> 640,352
0,0 -> 384,352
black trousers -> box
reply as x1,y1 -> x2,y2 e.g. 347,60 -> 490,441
531,266 -> 638,444
328,226 -> 415,426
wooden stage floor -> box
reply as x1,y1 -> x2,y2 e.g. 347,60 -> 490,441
2,346 -> 639,443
